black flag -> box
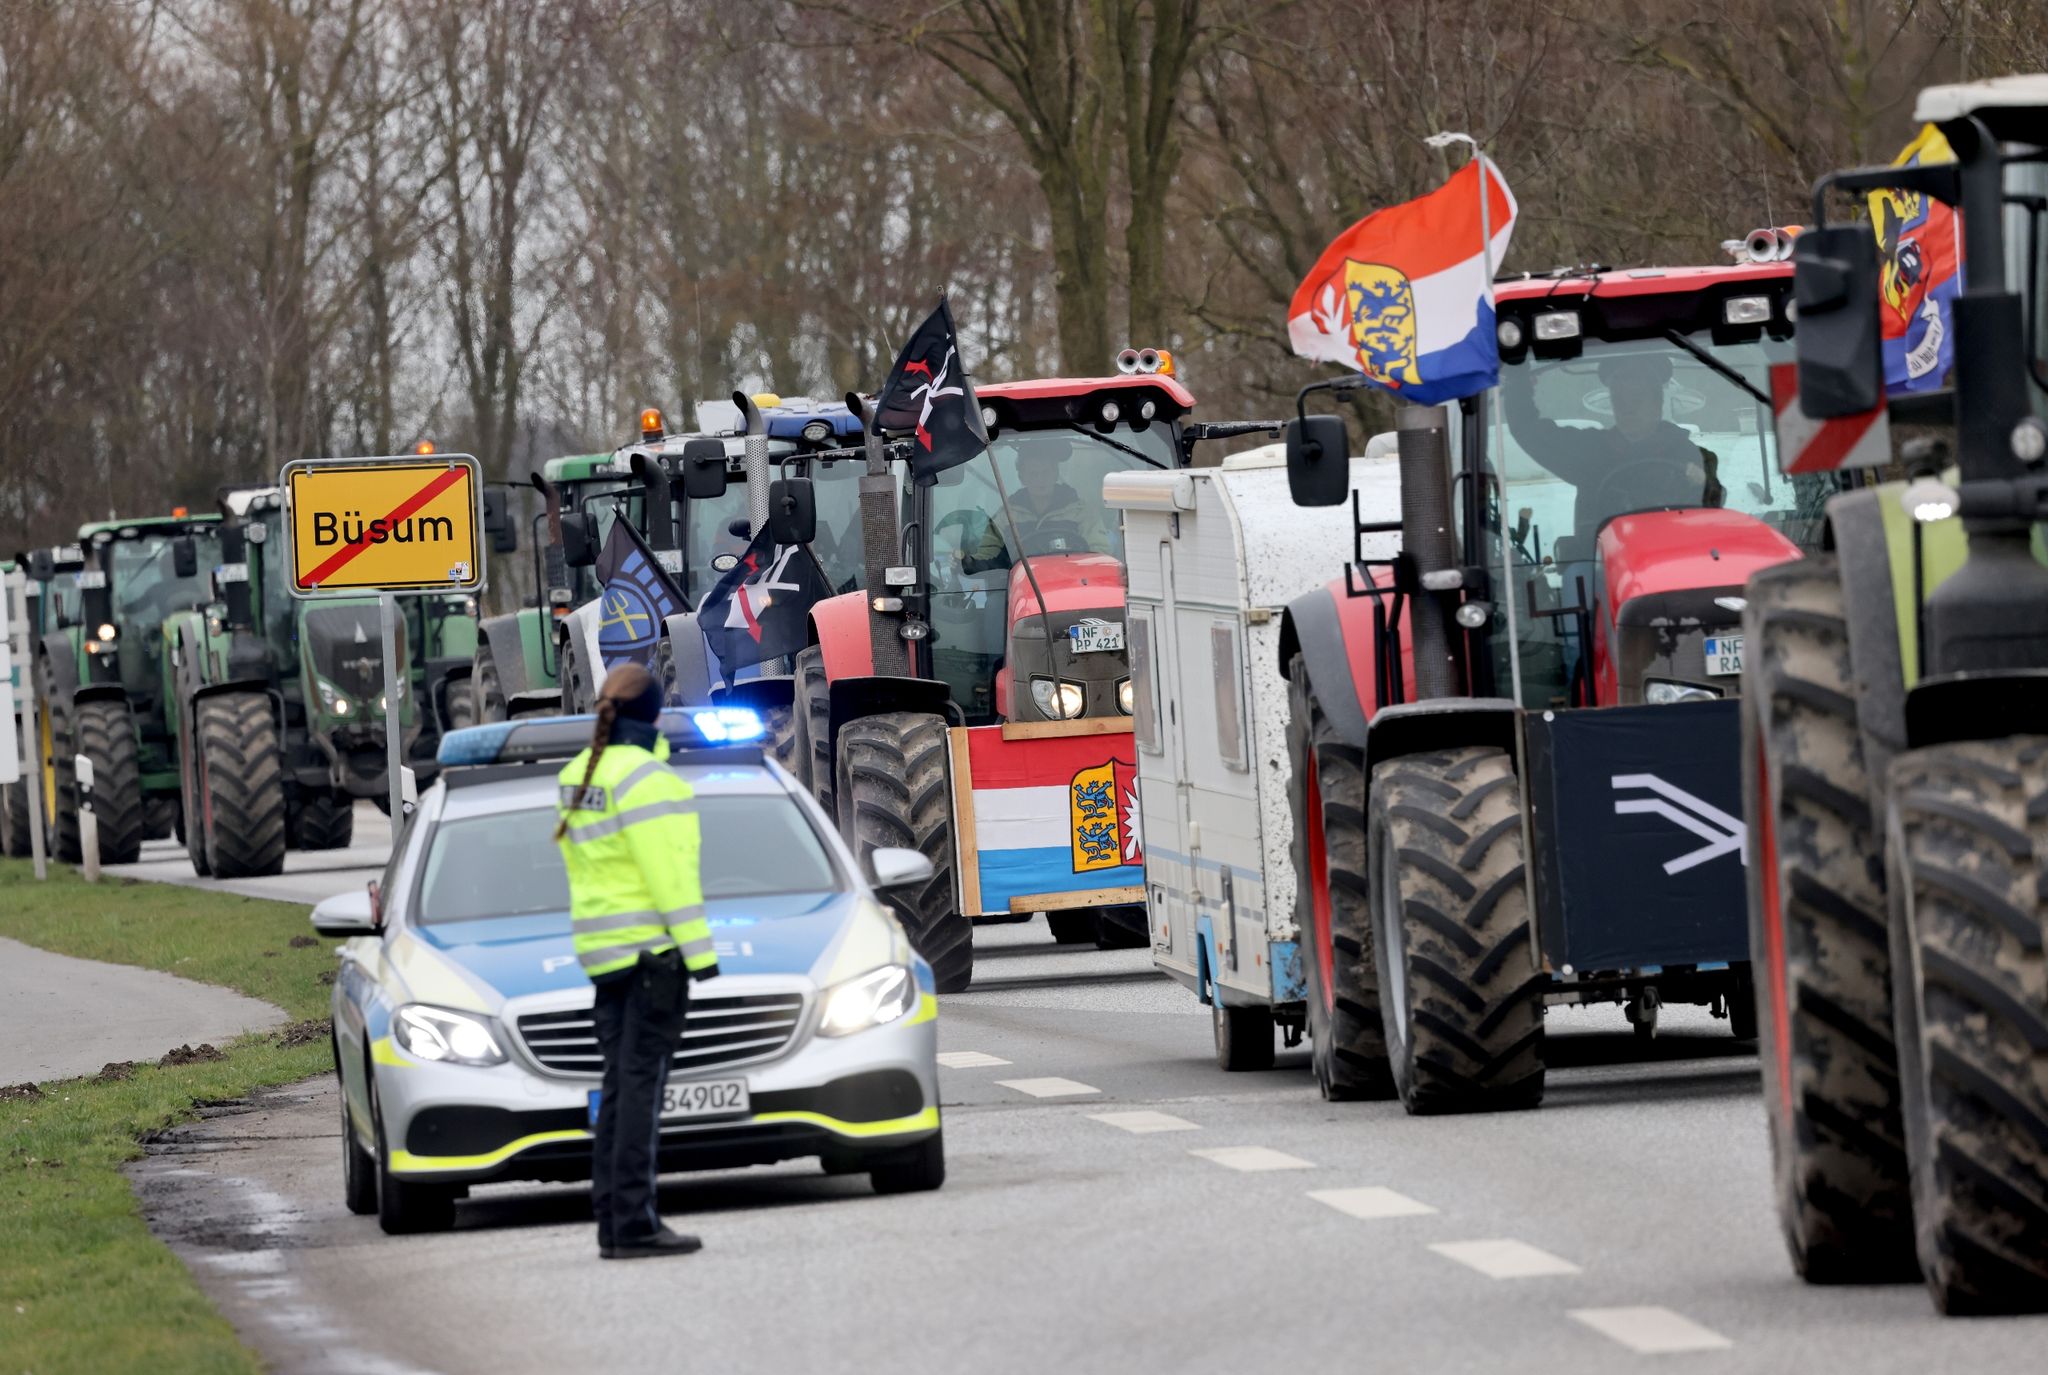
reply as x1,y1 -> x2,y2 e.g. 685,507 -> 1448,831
695,526 -> 832,677
593,518 -> 686,674
874,296 -> 989,485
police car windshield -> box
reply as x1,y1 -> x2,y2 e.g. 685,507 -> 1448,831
413,795 -> 839,925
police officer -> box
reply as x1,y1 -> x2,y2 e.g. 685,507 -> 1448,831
554,663 -> 719,1259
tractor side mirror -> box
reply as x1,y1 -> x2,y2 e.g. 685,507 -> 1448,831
1792,225 -> 1883,419
482,487 -> 518,555
727,518 -> 751,538
1285,415 -> 1351,507
768,477 -> 817,546
559,512 -> 596,568
171,536 -> 199,579
680,438 -> 728,500
26,549 -> 54,582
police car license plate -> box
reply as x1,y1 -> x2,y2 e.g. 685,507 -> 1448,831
1068,620 -> 1125,654
661,1078 -> 748,1119
1703,634 -> 1744,677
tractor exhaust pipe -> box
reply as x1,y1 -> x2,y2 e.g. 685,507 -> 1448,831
847,391 -> 908,677
1397,404 -> 1460,699
734,391 -> 772,539
529,472 -> 570,611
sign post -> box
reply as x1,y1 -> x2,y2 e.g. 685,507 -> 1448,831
4,569 -> 46,878
283,453 -> 485,831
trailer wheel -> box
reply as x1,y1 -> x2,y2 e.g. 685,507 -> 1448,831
196,692 -> 287,878
1285,655 -> 1393,1100
1369,747 -> 1545,1114
473,644 -> 507,722
291,792 -> 355,851
1,777 -> 29,857
1886,739 -> 2048,1314
1744,554 -> 1915,1281
1213,997 -> 1276,1072
1093,905 -> 1148,949
71,699 -> 145,865
837,712 -> 970,993
795,645 -> 833,814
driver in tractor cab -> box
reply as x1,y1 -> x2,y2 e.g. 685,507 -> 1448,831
956,443 -> 1111,575
1503,351 -> 1727,540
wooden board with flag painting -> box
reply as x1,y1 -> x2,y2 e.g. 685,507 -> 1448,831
948,721 -> 1143,917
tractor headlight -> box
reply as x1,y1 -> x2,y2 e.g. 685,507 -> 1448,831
96,622 -> 117,642
1117,678 -> 1135,715
818,964 -> 917,1037
1644,678 -> 1722,705
392,1004 -> 506,1066
1030,676 -> 1085,720
316,678 -> 351,716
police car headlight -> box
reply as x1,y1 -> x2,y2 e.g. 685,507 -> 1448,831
393,1004 -> 507,1066
1030,676 -> 1085,720
818,964 -> 917,1037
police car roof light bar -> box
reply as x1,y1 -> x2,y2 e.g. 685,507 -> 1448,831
438,708 -> 767,768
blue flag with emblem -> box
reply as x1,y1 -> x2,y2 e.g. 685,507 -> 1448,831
593,518 -> 685,672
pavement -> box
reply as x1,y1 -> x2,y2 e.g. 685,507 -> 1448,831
104,802 -> 392,906
125,918 -> 2048,1375
0,936 -> 286,1083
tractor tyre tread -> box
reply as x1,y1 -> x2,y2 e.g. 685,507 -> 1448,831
796,645 -> 834,816
1,777 -> 29,857
197,693 -> 287,878
292,792 -> 356,851
73,699 -> 145,865
837,711 -> 969,992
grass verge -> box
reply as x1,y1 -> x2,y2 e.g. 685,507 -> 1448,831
0,859 -> 335,1375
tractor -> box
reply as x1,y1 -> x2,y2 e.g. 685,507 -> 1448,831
34,513 -> 223,863
2,543 -> 83,856
1745,75 -> 2048,1314
1275,255 -> 1846,1109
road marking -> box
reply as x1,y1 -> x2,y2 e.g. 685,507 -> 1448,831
1569,1308 -> 1732,1354
936,1051 -> 1011,1069
1429,1239 -> 1580,1279
1307,1186 -> 1437,1219
1088,1110 -> 1197,1134
995,1077 -> 1099,1098
1189,1146 -> 1314,1172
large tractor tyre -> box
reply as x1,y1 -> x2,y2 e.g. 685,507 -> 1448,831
836,712 -> 971,993
1743,554 -> 1916,1282
291,791 -> 356,851
179,722 -> 211,877
1284,655 -> 1394,1101
1886,740 -> 2048,1314
763,705 -> 802,780
1,777 -> 29,857
473,645 -> 508,723
795,645 -> 833,814
441,678 -> 476,732
194,693 -> 287,879
1368,747 -> 1546,1115
1047,910 -> 1096,944
142,793 -> 177,842
70,699 -> 145,865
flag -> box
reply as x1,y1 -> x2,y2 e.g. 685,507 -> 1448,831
874,296 -> 989,485
1869,125 -> 1963,394
695,525 -> 832,677
593,518 -> 685,674
1287,156 -> 1517,406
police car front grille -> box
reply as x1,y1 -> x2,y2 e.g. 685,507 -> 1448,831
515,991 -> 808,1077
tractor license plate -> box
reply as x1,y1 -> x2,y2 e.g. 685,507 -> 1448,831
1703,634 -> 1744,676
1068,620 -> 1125,654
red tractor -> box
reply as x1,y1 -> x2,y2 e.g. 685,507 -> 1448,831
794,354 -> 1268,991
1279,256 -> 1848,1109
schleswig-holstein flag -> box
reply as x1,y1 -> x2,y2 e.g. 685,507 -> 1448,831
1287,156 -> 1517,406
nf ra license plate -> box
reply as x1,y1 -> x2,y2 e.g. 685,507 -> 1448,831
1703,634 -> 1744,677
1068,619 -> 1125,654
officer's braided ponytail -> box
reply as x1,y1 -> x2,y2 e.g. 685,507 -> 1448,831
554,662 -> 654,839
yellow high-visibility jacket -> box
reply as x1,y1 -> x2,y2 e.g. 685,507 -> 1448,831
554,736 -> 717,980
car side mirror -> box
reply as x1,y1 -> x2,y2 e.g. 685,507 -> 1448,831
171,536 -> 199,579
482,487 -> 518,555
681,438 -> 728,499
1285,415 -> 1351,507
559,512 -> 595,568
1792,225 -> 1883,419
868,846 -> 935,891
768,477 -> 816,546
312,886 -> 379,937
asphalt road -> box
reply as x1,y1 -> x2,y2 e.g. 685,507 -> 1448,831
128,918 -> 2048,1375
105,803 -> 391,906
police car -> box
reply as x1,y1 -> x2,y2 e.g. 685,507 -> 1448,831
312,709 -> 944,1234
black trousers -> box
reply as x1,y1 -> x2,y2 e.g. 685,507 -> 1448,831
589,971 -> 688,1246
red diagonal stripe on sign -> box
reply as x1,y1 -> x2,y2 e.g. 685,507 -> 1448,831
298,465 -> 468,589
1786,409 -> 1881,475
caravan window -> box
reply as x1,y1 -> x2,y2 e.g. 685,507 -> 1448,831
1211,620 -> 1246,771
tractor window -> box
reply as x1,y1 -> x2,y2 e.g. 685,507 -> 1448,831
111,531 -> 222,627
680,484 -> 749,602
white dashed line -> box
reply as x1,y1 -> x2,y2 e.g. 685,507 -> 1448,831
1569,1307 -> 1732,1354
936,1051 -> 1012,1069
1088,1110 -> 1197,1134
995,1077 -> 1100,1098
1189,1146 -> 1314,1172
1307,1186 -> 1438,1220
1428,1239 -> 1581,1279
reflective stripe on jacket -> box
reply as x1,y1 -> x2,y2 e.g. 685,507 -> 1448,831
555,735 -> 716,979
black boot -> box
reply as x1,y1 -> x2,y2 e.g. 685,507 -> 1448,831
603,1226 -> 703,1260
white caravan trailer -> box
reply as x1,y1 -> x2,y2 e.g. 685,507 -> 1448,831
1106,444 -> 1401,1069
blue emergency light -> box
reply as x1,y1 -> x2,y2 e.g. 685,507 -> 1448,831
437,707 -> 766,768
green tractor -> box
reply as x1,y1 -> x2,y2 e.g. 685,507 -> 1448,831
1746,77 -> 2048,1312
3,543 -> 84,856
33,514 -> 223,863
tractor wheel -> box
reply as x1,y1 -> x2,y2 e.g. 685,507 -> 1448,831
1886,739 -> 2048,1314
763,705 -> 802,780
291,791 -> 355,851
836,712 -> 970,993
1368,747 -> 1546,1114
142,793 -> 177,842
1047,910 -> 1096,944
70,699 -> 145,865
1093,905 -> 1148,949
1285,655 -> 1393,1101
179,717 -> 210,876
1,776 -> 29,857
795,645 -> 833,813
473,645 -> 507,723
195,692 -> 287,878
441,678 -> 476,732
560,635 -> 594,714
1213,997 -> 1276,1072
1743,554 -> 1915,1281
